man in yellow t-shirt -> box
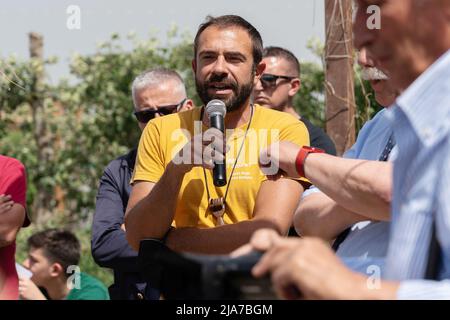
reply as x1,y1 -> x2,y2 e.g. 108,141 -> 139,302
125,15 -> 309,254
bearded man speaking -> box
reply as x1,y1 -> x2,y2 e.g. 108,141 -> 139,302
124,15 -> 310,255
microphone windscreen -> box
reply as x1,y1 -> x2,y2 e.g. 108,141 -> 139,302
205,99 -> 226,118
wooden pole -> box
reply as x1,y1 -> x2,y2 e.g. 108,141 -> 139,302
29,32 -> 49,223
324,0 -> 355,155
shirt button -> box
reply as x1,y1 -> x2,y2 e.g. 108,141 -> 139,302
137,293 -> 144,300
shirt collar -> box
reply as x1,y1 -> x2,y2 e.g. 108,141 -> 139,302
393,49 -> 450,146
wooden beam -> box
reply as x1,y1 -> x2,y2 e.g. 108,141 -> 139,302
29,32 -> 50,223
324,0 -> 355,155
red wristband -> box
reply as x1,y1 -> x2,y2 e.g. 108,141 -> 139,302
295,146 -> 325,178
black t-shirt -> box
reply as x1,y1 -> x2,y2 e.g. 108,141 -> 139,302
300,117 -> 337,155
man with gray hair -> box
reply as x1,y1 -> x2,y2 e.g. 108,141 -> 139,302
239,0 -> 450,299
130,68 -> 193,130
233,48 -> 398,272
91,67 -> 193,300
293,48 -> 398,274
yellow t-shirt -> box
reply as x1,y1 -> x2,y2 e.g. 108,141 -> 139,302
131,105 -> 309,228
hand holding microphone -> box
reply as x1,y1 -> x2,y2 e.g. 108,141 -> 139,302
172,100 -> 227,183
205,99 -> 227,186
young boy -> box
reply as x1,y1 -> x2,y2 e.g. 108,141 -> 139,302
19,229 -> 109,300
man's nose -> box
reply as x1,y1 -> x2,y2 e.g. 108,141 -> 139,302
211,56 -> 228,77
22,258 -> 30,269
357,48 -> 373,68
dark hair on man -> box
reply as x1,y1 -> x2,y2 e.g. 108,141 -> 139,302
194,15 -> 263,67
263,46 -> 301,77
28,229 -> 81,277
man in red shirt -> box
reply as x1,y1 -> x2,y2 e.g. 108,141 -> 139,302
0,155 -> 29,300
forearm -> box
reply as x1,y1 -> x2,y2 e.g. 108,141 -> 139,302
303,154 -> 392,221
0,220 -> 21,246
91,227 -> 140,272
294,193 -> 368,241
0,205 -> 25,247
125,162 -> 186,250
166,219 -> 280,254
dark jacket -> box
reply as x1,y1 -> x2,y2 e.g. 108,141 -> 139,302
91,149 -> 159,300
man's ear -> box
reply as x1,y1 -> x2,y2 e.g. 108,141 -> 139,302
288,78 -> 301,97
254,61 -> 266,85
49,262 -> 65,278
180,99 -> 195,112
192,59 -> 197,74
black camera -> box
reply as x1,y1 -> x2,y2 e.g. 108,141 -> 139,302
138,239 -> 277,300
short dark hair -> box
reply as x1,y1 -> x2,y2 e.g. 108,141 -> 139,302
28,229 -> 81,277
194,15 -> 263,67
263,46 -> 301,77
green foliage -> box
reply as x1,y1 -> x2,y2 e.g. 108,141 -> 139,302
0,57 -> 36,110
1,30 -> 381,286
295,60 -> 326,125
1,29 -> 196,221
1,30 -> 196,285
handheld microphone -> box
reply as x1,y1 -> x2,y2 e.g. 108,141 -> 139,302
205,99 -> 227,187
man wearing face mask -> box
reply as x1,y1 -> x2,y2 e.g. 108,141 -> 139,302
91,68 -> 193,300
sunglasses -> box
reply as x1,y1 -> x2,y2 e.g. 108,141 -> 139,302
133,98 -> 187,123
260,73 -> 296,89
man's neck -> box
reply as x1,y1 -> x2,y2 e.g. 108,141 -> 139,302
45,277 -> 71,300
281,104 -> 300,119
225,103 -> 253,129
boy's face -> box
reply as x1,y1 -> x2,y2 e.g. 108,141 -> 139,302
23,247 -> 60,286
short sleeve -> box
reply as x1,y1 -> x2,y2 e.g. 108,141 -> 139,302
1,159 -> 27,207
278,120 -> 310,148
131,121 -> 166,184
279,120 -> 311,184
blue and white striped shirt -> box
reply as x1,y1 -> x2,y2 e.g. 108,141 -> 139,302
303,109 -> 393,275
385,49 -> 450,299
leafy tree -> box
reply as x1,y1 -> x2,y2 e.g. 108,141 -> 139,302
1,29 -> 196,224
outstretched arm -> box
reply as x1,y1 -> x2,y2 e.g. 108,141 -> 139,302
294,192 -> 368,241
248,229 -> 399,300
262,142 -> 392,221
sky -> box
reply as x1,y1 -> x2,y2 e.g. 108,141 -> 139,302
0,0 -> 325,84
